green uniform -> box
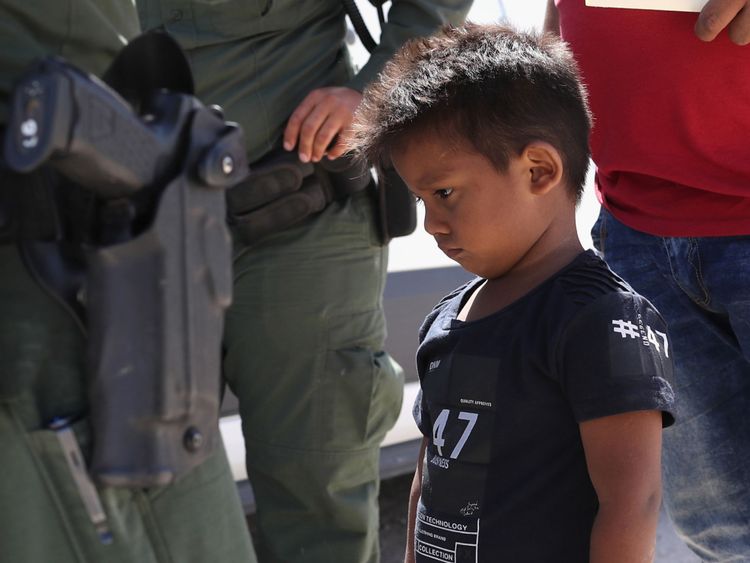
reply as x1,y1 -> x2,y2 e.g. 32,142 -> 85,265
137,1 -> 471,562
0,1 -> 256,561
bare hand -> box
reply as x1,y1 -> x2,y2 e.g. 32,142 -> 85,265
695,0 -> 750,44
283,86 -> 363,162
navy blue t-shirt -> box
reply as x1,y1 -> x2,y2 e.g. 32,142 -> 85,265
413,251 -> 675,563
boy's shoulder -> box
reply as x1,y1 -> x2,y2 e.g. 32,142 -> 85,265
418,251 -> 661,343
522,250 -> 658,321
549,250 -> 664,334
516,251 -> 668,359
551,251 -> 675,424
553,250 -> 634,306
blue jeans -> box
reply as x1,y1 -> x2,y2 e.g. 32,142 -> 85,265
592,209 -> 750,562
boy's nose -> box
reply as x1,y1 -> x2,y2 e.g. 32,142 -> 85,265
423,209 -> 448,237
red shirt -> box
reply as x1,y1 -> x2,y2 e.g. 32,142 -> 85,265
556,0 -> 750,236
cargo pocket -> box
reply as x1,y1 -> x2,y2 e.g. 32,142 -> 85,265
0,420 -> 86,562
365,350 -> 403,445
7,417 -> 155,563
320,309 -> 403,451
25,421 -> 97,538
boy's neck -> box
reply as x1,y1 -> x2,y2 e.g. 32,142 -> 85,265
458,220 -> 584,322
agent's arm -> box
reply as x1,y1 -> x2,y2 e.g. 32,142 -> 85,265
404,437 -> 428,563
696,0 -> 750,44
580,410 -> 664,563
283,86 -> 361,162
283,0 -> 472,163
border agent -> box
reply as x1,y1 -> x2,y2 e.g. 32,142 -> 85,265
0,1 -> 257,561
137,1 -> 472,561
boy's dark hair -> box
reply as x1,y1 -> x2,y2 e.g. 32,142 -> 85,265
351,23 -> 592,201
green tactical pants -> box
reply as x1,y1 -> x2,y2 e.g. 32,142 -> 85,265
224,189 -> 404,563
0,244 -> 256,563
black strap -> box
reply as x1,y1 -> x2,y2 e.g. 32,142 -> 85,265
342,0 -> 384,54
0,167 -> 64,242
20,241 -> 87,326
103,30 -> 194,108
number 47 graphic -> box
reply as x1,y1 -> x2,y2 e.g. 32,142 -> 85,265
432,409 -> 478,459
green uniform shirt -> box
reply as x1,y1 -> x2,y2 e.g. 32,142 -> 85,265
137,0 -> 472,162
0,0 -> 140,126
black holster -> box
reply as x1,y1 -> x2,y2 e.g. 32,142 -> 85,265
2,33 -> 247,488
85,108 -> 237,487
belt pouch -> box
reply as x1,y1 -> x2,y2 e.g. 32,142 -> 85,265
376,165 -> 417,244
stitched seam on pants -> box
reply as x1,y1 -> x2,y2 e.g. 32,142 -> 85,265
689,238 -> 711,307
664,238 -> 709,308
598,212 -> 607,255
135,491 -> 175,563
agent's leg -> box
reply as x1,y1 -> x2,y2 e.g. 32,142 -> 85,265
593,211 -> 750,562
145,440 -> 256,563
0,244 -> 256,563
224,190 -> 404,563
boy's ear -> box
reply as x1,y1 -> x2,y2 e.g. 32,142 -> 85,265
522,142 -> 564,195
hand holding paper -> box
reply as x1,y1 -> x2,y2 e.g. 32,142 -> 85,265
695,0 -> 750,44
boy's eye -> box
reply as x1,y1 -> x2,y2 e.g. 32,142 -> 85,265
435,188 -> 454,199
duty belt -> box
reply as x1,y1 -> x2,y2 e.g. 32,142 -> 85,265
225,150 -> 372,246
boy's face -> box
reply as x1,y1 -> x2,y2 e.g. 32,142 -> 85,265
391,133 -> 560,280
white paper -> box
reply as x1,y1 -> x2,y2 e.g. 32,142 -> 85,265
585,0 -> 707,12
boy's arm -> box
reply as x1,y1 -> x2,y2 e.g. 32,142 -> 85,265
580,410 -> 663,563
404,437 -> 428,563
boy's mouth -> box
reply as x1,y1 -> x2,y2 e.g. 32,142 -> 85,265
439,246 -> 462,260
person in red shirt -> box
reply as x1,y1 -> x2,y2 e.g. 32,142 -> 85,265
546,1 -> 750,560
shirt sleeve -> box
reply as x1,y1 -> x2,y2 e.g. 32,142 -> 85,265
557,291 -> 676,426
347,0 -> 472,92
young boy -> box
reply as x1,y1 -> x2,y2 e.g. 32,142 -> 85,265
350,24 -> 675,562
